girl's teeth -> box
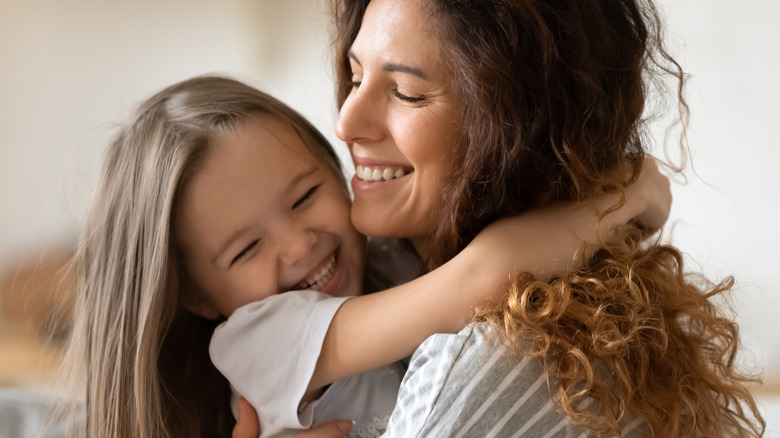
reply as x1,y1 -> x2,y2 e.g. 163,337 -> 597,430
356,165 -> 407,182
298,253 -> 337,290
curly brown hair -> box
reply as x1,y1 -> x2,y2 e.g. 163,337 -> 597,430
332,0 -> 765,436
473,229 -> 763,436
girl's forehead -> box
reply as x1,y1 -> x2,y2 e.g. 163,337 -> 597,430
208,115 -> 343,190
241,114 -> 321,158
176,118 -> 327,247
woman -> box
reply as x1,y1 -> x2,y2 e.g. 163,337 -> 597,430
239,0 -> 762,436
324,0 -> 762,436
240,0 -> 763,436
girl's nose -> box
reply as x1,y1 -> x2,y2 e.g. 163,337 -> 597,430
278,225 -> 317,266
335,84 -> 383,144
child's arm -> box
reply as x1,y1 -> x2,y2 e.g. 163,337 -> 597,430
308,158 -> 670,396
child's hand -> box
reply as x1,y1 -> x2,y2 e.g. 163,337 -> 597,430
232,398 -> 259,438
620,156 -> 671,233
576,155 -> 671,243
294,420 -> 354,438
232,397 -> 354,438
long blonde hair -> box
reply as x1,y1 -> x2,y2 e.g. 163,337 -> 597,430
60,76 -> 343,437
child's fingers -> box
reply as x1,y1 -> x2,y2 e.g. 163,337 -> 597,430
232,397 -> 260,438
232,396 -> 352,438
294,419 -> 354,438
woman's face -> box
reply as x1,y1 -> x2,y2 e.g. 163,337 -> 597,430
335,0 -> 460,253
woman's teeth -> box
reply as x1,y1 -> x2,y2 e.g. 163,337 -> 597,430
355,165 -> 407,182
298,253 -> 337,291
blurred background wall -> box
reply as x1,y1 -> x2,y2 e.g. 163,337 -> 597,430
0,0 -> 345,272
1,0 -> 778,424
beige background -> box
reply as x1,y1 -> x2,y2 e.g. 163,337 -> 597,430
1,0 -> 778,431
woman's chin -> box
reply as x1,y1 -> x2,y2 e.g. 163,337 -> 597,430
351,211 -> 401,238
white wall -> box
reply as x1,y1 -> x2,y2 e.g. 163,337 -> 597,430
1,0 -> 777,379
656,0 -> 780,373
0,0 -> 343,270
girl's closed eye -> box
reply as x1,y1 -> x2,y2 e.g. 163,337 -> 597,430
231,240 -> 260,266
293,184 -> 320,209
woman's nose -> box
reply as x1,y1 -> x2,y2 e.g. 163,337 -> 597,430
278,225 -> 317,266
335,85 -> 383,144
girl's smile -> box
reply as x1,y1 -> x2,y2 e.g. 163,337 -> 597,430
175,113 -> 366,318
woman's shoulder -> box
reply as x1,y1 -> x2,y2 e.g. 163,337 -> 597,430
385,324 -> 563,437
388,323 -> 650,437
406,323 -> 546,394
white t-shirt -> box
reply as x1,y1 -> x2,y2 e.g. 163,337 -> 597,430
210,238 -> 419,438
210,291 -> 404,438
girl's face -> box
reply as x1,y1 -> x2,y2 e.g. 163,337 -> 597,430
175,114 -> 366,318
335,0 -> 460,254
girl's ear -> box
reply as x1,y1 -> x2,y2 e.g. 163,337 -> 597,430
181,289 -> 221,320
184,294 -> 222,319
178,267 -> 222,319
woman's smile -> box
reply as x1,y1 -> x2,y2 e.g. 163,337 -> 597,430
350,156 -> 415,193
335,0 -> 460,252
354,164 -> 410,182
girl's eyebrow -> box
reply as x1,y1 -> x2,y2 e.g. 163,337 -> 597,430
348,50 -> 428,80
213,166 -> 319,263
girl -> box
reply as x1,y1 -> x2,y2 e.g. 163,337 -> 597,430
60,75 -> 669,438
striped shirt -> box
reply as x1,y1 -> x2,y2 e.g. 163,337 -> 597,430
382,323 -> 649,437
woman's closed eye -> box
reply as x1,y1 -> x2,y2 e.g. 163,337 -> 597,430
231,240 -> 260,266
349,71 -> 362,90
394,89 -> 426,103
293,184 -> 320,209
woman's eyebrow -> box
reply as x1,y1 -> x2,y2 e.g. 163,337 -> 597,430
348,50 -> 362,66
348,50 -> 427,80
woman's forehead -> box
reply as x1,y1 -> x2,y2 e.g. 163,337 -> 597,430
353,0 -> 445,66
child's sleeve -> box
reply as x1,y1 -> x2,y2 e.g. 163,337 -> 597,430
209,290 -> 350,437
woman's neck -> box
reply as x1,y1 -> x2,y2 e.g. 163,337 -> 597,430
410,236 -> 432,265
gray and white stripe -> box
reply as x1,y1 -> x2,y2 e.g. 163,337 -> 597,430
381,323 -> 649,437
